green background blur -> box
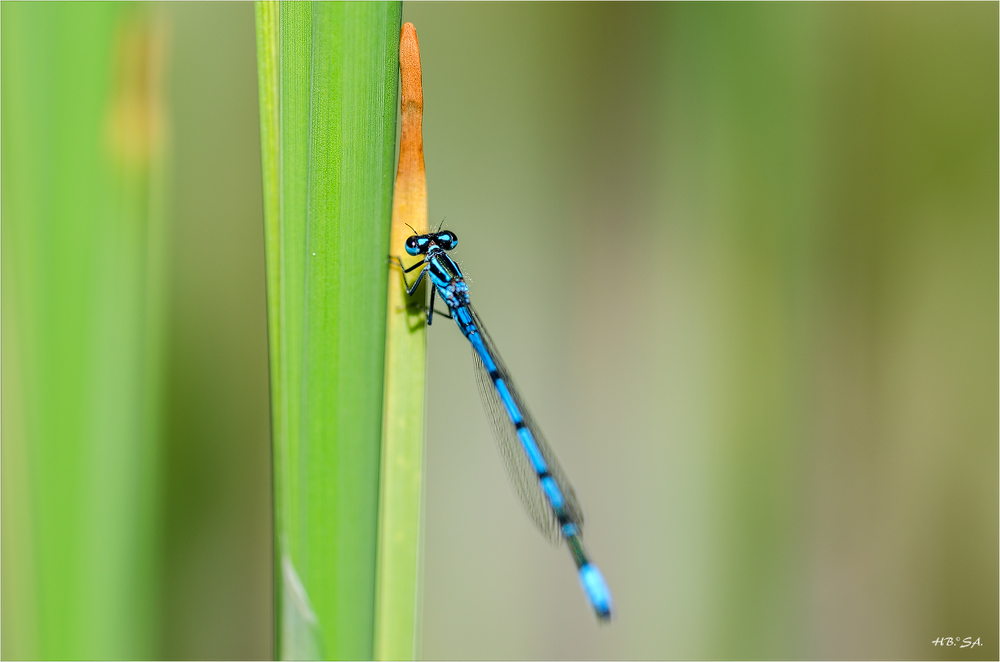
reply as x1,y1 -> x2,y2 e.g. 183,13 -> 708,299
3,2 -> 997,660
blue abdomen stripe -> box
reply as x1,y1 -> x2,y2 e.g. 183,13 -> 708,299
540,475 -> 565,509
467,332 -> 498,375
493,378 -> 523,423
515,425 -> 548,474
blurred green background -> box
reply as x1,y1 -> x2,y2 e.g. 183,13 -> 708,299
2,2 -> 996,660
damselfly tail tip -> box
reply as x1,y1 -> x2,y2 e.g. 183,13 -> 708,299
579,563 -> 614,623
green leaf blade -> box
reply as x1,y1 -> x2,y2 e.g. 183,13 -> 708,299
255,3 -> 401,659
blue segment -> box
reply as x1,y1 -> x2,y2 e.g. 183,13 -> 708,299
468,332 -> 498,373
456,306 -> 473,325
540,475 -> 564,509
516,426 -> 548,473
579,564 -> 613,618
493,378 -> 523,423
561,522 -> 579,538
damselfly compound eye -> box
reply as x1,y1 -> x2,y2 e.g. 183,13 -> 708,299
435,231 -> 458,250
405,236 -> 421,255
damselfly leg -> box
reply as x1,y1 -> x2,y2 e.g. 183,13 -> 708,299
391,255 -> 452,323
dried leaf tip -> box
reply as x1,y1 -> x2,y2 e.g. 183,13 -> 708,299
400,23 -> 423,115
393,22 -> 426,232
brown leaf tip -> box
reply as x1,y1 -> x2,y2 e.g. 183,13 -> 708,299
400,22 -> 422,113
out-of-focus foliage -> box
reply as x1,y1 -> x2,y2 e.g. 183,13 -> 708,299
1,3 -> 166,658
159,4 -> 271,658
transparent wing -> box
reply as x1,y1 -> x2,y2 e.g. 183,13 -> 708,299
472,350 -> 558,543
468,304 -> 585,544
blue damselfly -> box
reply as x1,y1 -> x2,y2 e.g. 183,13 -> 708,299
394,229 -> 613,621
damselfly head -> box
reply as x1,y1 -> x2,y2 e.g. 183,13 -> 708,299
405,230 -> 458,255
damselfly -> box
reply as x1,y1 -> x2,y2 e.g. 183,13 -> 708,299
394,228 -> 613,621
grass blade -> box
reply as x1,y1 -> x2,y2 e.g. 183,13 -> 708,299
374,22 -> 429,662
0,3 -> 167,658
254,2 -> 402,658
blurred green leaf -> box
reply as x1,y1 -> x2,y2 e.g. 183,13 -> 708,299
0,2 -> 167,658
